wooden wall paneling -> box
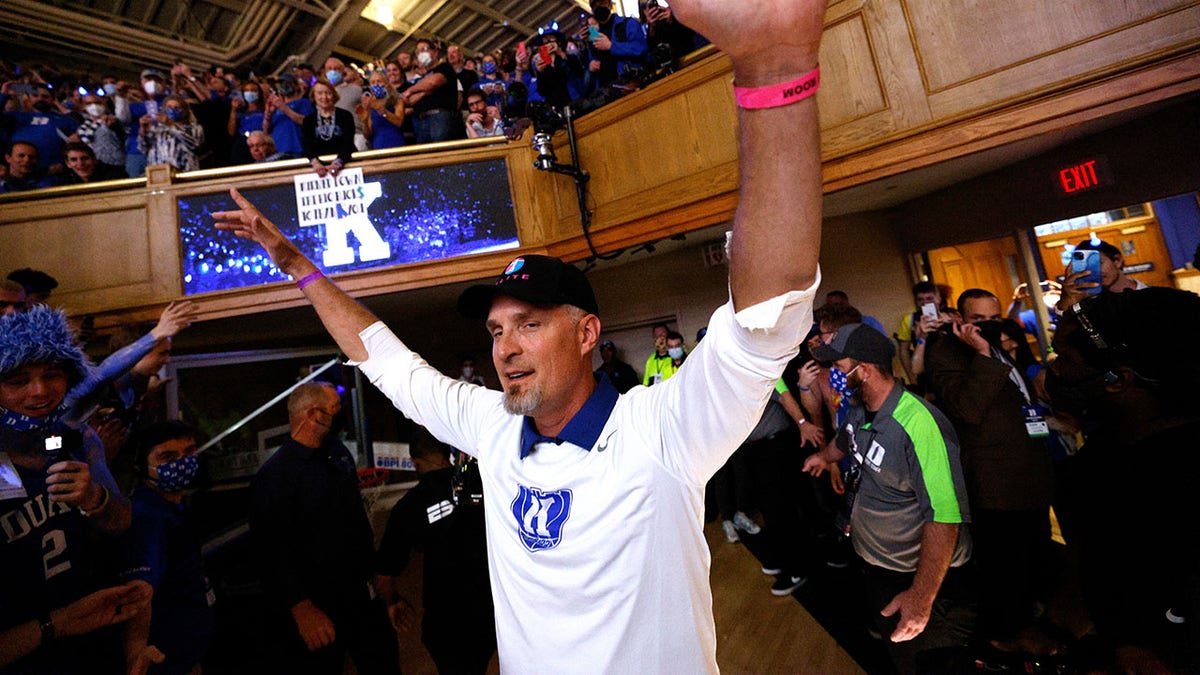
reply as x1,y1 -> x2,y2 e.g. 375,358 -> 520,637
905,0 -> 1200,119
818,0 -> 932,158
0,188 -> 162,316
560,72 -> 741,237
823,51 -> 1200,194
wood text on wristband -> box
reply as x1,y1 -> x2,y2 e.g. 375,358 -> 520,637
733,66 -> 820,110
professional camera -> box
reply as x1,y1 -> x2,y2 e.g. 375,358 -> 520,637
526,101 -> 569,171
642,43 -> 678,79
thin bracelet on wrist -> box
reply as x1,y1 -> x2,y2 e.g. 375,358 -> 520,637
79,486 -> 110,516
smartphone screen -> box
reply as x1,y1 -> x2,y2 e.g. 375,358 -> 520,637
1071,250 -> 1103,295
588,26 -> 602,41
921,303 -> 939,321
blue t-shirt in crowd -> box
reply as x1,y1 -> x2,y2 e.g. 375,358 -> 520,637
236,109 -> 265,139
6,110 -> 78,169
269,98 -> 314,156
369,108 -> 406,150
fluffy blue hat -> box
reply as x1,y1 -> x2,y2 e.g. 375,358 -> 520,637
0,305 -> 92,385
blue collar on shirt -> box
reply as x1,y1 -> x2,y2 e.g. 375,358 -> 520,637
520,374 -> 619,459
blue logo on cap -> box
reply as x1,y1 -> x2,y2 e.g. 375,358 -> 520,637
504,258 -> 525,275
511,485 -> 572,552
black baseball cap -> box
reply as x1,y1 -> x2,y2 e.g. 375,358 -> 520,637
811,323 -> 895,369
1073,238 -> 1121,259
457,255 -> 599,320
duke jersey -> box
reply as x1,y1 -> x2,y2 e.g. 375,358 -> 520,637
0,449 -> 99,630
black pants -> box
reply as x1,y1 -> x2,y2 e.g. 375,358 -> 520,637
423,610 -> 497,675
277,593 -> 401,675
971,506 -> 1054,640
746,427 -> 821,577
711,443 -> 756,521
859,560 -> 978,675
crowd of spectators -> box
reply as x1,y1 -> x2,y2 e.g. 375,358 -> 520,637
1,0 -> 709,195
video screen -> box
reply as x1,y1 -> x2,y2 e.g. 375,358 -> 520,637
178,159 -> 520,295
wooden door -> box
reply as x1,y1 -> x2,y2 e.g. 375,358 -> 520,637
927,237 -> 1022,307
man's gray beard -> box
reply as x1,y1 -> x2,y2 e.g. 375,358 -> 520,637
503,386 -> 542,416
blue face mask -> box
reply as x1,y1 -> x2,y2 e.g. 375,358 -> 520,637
103,82 -> 117,96
165,107 -> 185,122
667,346 -> 685,360
481,61 -> 497,75
370,84 -> 388,98
243,91 -> 259,104
325,70 -> 343,85
151,454 -> 199,492
829,365 -> 856,396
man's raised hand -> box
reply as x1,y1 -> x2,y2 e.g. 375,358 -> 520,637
212,188 -> 313,278
669,0 -> 826,85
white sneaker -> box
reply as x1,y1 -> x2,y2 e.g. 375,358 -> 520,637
770,575 -> 807,596
733,512 -> 761,535
721,520 -> 739,543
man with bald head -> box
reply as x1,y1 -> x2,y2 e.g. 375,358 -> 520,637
249,381 -> 400,674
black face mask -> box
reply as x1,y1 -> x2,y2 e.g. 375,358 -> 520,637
593,6 -> 612,22
973,319 -> 1004,345
32,99 -> 53,112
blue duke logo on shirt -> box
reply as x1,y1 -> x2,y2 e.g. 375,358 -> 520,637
511,485 -> 572,552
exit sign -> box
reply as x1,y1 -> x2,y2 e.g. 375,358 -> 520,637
1054,156 -> 1113,195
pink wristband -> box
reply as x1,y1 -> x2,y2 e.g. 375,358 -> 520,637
733,67 -> 820,110
296,270 -> 324,290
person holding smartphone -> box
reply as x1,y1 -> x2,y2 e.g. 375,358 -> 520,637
1056,238 -> 1149,311
529,32 -> 580,110
583,0 -> 649,88
0,306 -> 140,673
644,0 -> 710,65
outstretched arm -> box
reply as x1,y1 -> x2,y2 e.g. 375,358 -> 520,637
671,0 -> 826,311
212,189 -> 377,361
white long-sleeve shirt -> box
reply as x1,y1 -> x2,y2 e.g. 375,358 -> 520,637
355,274 -> 819,673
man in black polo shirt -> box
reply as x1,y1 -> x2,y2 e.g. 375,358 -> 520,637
400,39 -> 464,144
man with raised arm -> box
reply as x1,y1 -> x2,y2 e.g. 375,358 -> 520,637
214,0 -> 826,670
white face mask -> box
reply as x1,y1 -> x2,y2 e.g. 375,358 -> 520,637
143,80 -> 160,96
668,346 -> 685,360
416,51 -> 434,68
85,104 -> 106,117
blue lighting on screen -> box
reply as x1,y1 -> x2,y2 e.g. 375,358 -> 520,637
178,159 -> 520,295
